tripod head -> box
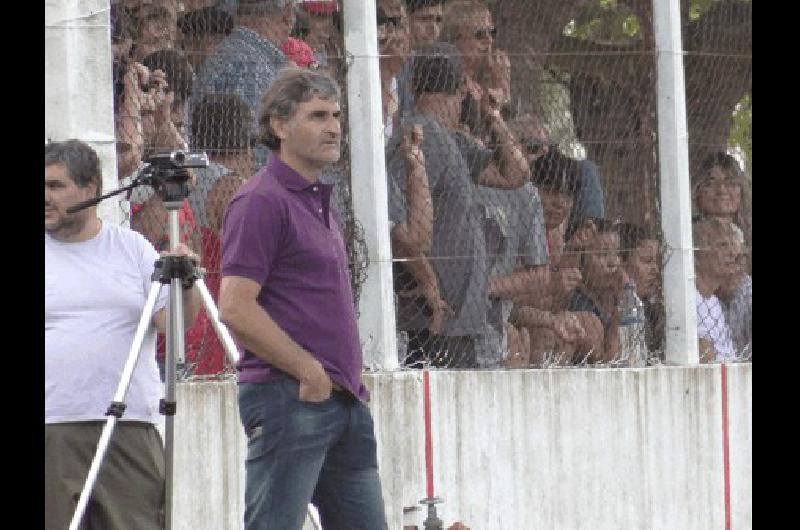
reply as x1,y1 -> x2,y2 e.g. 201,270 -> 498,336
66,150 -> 209,214
141,150 -> 209,204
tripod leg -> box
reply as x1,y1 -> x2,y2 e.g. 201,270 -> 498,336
194,278 -> 240,364
69,281 -> 165,530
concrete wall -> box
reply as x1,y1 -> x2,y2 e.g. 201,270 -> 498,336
172,364 -> 752,529
45,0 -> 123,225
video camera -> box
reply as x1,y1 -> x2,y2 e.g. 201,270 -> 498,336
141,150 -> 209,202
146,150 -> 209,170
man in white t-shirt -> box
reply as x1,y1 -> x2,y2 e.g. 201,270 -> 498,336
692,217 -> 738,362
45,139 -> 201,529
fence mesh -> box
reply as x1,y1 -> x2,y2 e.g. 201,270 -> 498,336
108,0 -> 751,376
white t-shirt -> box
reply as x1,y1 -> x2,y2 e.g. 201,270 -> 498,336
695,289 -> 736,361
45,223 -> 168,424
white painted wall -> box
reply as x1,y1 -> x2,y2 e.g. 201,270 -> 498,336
45,0 -> 122,225
172,365 -> 752,530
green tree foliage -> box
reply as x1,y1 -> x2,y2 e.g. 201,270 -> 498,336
728,93 -> 752,179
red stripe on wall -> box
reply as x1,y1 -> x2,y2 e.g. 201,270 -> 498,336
423,369 -> 434,499
721,363 -> 732,530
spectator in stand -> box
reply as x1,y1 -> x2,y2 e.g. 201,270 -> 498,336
296,0 -> 341,69
566,219 -> 627,364
441,0 -> 495,138
183,92 -> 255,375
510,148 -> 588,365
692,151 -> 752,271
112,4 -> 143,177
692,217 -> 739,362
387,43 -> 525,368
619,223 -> 664,355
406,0 -> 443,49
396,0 -> 444,116
191,0 -> 294,168
618,222 -> 662,363
140,48 -> 195,152
716,223 -> 751,357
129,1 -> 179,63
177,5 -> 235,71
378,0 -> 411,143
472,56 -> 549,368
122,49 -> 204,378
565,158 -> 606,244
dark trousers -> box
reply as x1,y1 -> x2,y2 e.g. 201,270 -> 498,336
237,377 -> 388,530
45,421 -> 165,530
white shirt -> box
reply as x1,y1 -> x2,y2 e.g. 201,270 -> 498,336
45,223 -> 168,424
695,288 -> 736,360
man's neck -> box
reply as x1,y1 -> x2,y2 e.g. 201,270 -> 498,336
49,215 -> 102,243
415,98 -> 456,131
277,151 -> 323,184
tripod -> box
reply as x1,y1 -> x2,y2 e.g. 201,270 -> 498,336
66,157 -> 240,530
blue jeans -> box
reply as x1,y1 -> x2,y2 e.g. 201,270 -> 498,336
238,377 -> 388,530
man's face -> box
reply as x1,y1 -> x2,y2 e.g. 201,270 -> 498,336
276,96 -> 342,168
696,166 -> 742,217
45,163 -> 95,238
540,189 -> 573,230
695,227 -> 741,281
453,9 -> 494,73
625,239 -> 659,298
378,0 -> 409,74
135,7 -> 177,61
409,4 -> 442,49
582,232 -> 622,291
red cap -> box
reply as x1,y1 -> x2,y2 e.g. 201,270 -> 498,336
300,1 -> 339,14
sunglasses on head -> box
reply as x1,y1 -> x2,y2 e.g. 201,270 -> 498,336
474,26 -> 497,40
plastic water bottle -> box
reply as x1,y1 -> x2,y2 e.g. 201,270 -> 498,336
618,283 -> 647,365
618,284 -> 645,326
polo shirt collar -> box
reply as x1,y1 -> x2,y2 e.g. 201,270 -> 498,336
269,154 -> 328,192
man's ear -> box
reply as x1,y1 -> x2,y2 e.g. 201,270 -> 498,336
271,116 -> 289,143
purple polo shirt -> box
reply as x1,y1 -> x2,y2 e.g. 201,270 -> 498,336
220,155 -> 368,401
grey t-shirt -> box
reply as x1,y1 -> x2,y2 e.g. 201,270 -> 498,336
386,114 -> 490,337
473,183 -> 549,365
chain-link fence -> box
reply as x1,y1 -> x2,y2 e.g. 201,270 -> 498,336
108,0 -> 751,376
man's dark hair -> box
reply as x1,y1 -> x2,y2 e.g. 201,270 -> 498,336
411,42 -> 465,95
191,93 -> 253,154
45,140 -> 103,197
177,6 -> 234,38
258,67 -> 341,151
405,0 -> 444,15
141,49 -> 195,102
531,150 -> 581,197
618,222 -> 658,262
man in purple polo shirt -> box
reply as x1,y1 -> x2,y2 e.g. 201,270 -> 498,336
218,67 -> 388,530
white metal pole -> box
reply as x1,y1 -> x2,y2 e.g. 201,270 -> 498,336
342,0 -> 399,370
652,0 -> 699,365
45,0 -> 122,225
